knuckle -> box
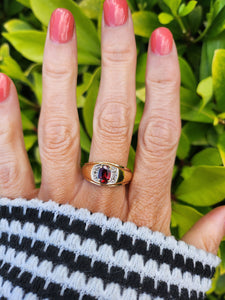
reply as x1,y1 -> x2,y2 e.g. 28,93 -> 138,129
141,116 -> 181,158
146,76 -> 180,94
43,62 -> 75,81
95,102 -> 130,143
102,44 -> 136,66
42,120 -> 78,155
0,125 -> 13,145
0,162 -> 20,190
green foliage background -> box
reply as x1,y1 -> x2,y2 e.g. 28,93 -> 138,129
1,0 -> 225,297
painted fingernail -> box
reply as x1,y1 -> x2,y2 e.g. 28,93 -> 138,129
104,0 -> 128,27
50,8 -> 74,43
151,27 -> 173,55
0,73 -> 10,103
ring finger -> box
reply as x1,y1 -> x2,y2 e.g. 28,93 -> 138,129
128,28 -> 181,234
80,0 -> 136,219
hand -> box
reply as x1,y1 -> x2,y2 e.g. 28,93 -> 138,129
0,3 -> 224,256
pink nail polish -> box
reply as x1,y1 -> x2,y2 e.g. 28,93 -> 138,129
0,73 -> 10,103
104,0 -> 128,27
151,27 -> 173,55
50,8 -> 74,43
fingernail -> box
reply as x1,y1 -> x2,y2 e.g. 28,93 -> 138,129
151,27 -> 173,56
0,73 -> 10,103
104,0 -> 128,27
50,8 -> 74,43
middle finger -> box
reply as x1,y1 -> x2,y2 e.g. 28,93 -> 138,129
38,9 -> 81,204
81,0 -> 136,218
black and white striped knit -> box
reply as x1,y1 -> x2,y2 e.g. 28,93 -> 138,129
0,197 -> 221,300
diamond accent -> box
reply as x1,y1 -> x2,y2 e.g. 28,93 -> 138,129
91,164 -> 119,185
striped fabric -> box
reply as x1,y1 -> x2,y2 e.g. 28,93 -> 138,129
0,198 -> 221,300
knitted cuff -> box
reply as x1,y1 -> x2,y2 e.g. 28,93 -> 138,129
0,198 -> 221,300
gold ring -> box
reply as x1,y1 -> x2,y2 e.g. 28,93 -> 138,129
81,162 -> 133,187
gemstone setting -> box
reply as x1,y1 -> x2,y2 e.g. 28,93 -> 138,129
98,166 -> 111,184
91,164 -> 119,185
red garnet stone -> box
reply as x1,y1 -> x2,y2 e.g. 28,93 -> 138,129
98,165 -> 111,184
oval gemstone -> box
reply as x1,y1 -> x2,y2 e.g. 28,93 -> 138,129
98,165 -> 111,184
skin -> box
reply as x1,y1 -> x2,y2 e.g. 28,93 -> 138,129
0,8 -> 225,257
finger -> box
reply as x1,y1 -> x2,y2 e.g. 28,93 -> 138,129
0,73 -> 35,198
38,8 -> 82,204
81,0 -> 136,218
181,206 -> 225,255
128,28 -> 181,234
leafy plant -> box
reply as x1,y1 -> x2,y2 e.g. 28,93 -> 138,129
1,0 -> 225,297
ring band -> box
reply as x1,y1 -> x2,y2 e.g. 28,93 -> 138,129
81,162 -> 133,187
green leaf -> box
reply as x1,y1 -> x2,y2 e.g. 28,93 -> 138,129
180,87 -> 216,123
76,72 -> 94,108
97,0 -> 104,40
176,166 -> 225,206
178,1 -> 197,17
179,57 -> 197,91
197,76 -> 213,108
0,55 -> 30,86
34,147 -> 41,164
219,242 -> 225,274
127,146 -> 135,172
77,95 -> 86,108
32,72 -> 42,105
183,122 -> 210,146
180,166 -> 196,180
21,112 -> 36,131
132,11 -> 160,38
187,6 -> 202,34
158,12 -> 174,24
207,126 -> 220,147
177,131 -> 190,160
163,0 -> 181,14
200,41 -> 210,80
18,94 -> 39,108
24,135 -> 37,151
136,87 -> 145,102
16,0 -> 31,8
2,31 -> 46,63
25,63 -> 42,77
212,49 -> 225,112
30,0 -> 100,60
83,67 -> 101,137
3,0 -> 24,16
207,5 -> 225,37
4,19 -> 34,32
33,160 -> 42,185
200,32 -> 225,80
0,44 -> 10,58
77,50 -> 101,65
208,267 -> 221,295
213,0 -> 225,17
77,72 -> 96,98
171,203 -> 202,237
133,99 -> 144,133
79,0 -> 101,19
136,53 -> 147,84
217,131 -> 225,166
80,122 -> 91,153
134,99 -> 144,127
173,165 -> 178,179
215,275 -> 225,294
0,43 -> 32,87
191,148 -> 222,166
127,0 -> 136,12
